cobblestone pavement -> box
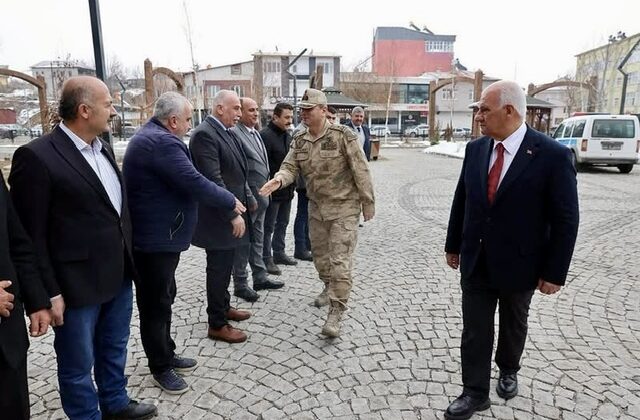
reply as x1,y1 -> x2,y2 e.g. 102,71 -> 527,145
28,148 -> 640,419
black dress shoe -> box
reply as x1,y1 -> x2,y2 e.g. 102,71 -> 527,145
294,250 -> 313,261
234,287 -> 259,302
264,257 -> 282,275
496,372 -> 518,400
273,253 -> 298,265
103,400 -> 157,419
444,395 -> 490,420
254,278 -> 284,290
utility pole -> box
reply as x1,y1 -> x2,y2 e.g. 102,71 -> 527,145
285,48 -> 307,126
88,0 -> 111,144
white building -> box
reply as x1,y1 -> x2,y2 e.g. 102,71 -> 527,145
30,60 -> 95,100
182,51 -> 341,115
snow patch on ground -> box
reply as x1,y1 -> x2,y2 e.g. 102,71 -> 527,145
423,141 -> 467,159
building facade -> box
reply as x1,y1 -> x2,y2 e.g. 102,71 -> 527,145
30,60 -> 95,100
182,51 -> 341,116
340,70 -> 497,133
575,32 -> 640,114
372,26 -> 456,77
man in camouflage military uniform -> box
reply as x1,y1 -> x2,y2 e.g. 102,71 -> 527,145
260,89 -> 375,338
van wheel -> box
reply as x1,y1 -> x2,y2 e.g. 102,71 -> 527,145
617,164 -> 633,174
570,152 -> 579,171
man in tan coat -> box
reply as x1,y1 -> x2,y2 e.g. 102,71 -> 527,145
260,89 -> 375,338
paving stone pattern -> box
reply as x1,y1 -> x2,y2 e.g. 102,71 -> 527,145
27,149 -> 640,419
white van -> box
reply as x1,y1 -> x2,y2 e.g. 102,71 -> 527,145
552,114 -> 639,173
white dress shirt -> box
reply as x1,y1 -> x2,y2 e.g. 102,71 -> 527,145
59,122 -> 122,215
353,124 -> 366,149
488,122 -> 527,186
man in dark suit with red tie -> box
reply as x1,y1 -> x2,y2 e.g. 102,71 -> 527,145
444,80 -> 579,420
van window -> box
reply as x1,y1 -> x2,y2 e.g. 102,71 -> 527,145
572,120 -> 586,137
563,122 -> 575,137
592,119 -> 635,138
553,123 -> 566,139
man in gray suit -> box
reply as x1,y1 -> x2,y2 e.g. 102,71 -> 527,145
230,98 -> 284,302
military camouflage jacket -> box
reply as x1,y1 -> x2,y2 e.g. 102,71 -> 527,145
274,120 -> 375,221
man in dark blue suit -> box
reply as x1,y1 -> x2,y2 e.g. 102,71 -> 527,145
444,80 -> 579,420
344,106 -> 371,161
123,92 -> 244,394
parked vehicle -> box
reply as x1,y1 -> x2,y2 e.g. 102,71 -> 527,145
370,125 -> 391,137
453,128 -> 472,138
552,114 -> 639,173
404,124 -> 429,137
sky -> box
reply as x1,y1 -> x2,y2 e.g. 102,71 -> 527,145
1,0 -> 639,88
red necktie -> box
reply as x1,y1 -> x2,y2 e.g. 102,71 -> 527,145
487,142 -> 504,205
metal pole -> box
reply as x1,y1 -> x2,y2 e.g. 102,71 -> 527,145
88,0 -> 111,144
285,49 -> 307,126
88,0 -> 107,80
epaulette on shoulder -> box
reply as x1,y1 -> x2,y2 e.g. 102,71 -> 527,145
293,127 -> 308,139
328,124 -> 349,133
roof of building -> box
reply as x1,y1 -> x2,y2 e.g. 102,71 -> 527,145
322,87 -> 367,109
31,60 -> 95,70
525,96 -> 554,108
468,96 -> 554,109
374,26 -> 456,42
575,32 -> 640,57
252,51 -> 341,58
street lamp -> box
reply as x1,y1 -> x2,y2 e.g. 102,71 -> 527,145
599,34 -> 618,112
285,48 -> 307,126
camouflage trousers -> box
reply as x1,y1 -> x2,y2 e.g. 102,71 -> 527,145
309,213 -> 359,308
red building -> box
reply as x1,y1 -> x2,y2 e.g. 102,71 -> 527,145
372,26 -> 456,77
0,108 -> 17,124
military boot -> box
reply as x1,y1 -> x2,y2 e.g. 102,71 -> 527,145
321,302 -> 345,338
313,285 -> 330,307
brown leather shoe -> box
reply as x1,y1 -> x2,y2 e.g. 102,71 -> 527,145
207,325 -> 247,343
226,307 -> 251,321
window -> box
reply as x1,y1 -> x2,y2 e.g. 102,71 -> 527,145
552,123 -> 565,139
263,61 -> 281,73
425,40 -> 453,52
592,119 -> 635,138
207,85 -> 219,98
563,122 -> 574,137
572,120 -> 586,137
406,84 -> 428,104
232,85 -> 243,96
270,87 -> 280,97
625,91 -> 635,106
231,64 -> 242,75
441,88 -> 455,100
318,62 -> 332,74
